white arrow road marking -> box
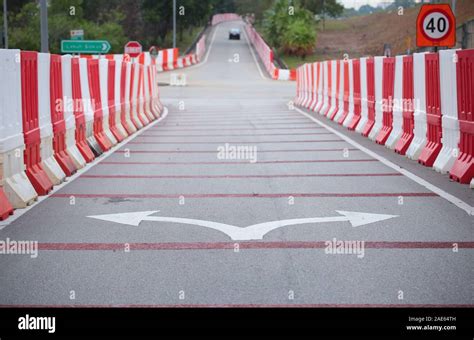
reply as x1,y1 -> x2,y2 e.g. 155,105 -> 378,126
88,210 -> 398,241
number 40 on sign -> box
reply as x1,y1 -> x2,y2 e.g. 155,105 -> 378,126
416,4 -> 456,48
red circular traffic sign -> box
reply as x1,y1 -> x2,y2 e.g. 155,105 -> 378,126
416,4 -> 455,47
124,41 -> 143,58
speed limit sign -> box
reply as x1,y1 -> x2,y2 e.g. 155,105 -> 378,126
417,4 -> 455,47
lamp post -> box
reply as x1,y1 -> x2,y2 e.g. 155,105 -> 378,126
40,0 -> 49,52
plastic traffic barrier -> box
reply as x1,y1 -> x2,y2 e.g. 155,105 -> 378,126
0,49 -> 37,209
129,63 -> 144,129
79,58 -> 103,156
98,59 -> 118,147
361,58 -> 376,137
406,53 -> 428,160
49,54 -> 78,177
310,62 -> 322,112
342,60 -> 356,126
21,51 -> 54,195
327,61 -> 341,120
88,59 -> 113,152
107,58 -> 126,142
61,55 -> 87,170
37,53 -> 67,185
347,59 -> 361,130
318,61 -> 329,115
376,57 -> 395,145
301,64 -> 311,108
336,60 -> 350,124
368,56 -> 385,141
418,53 -> 443,166
71,57 -> 95,162
355,58 -> 369,133
385,56 -> 404,149
0,189 -> 13,220
395,56 -> 415,155
138,64 -> 154,122
122,61 -> 138,134
433,49 -> 460,174
449,49 -> 474,184
144,65 -> 158,119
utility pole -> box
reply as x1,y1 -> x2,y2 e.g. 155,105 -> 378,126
173,0 -> 176,48
3,0 -> 7,48
452,0 -> 456,16
40,0 -> 48,52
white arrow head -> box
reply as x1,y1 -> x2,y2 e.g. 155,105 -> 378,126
88,211 -> 159,226
335,210 -> 398,227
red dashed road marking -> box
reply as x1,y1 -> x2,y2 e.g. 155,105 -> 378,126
51,193 -> 437,198
35,241 -> 473,251
79,173 -> 403,179
99,159 -> 378,165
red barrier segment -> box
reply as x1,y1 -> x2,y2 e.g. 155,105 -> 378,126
71,58 -> 95,162
376,57 -> 396,144
87,59 -> 112,151
128,63 -> 142,129
0,190 -> 13,220
328,61 -> 340,120
450,49 -> 474,184
338,61 -> 350,124
120,62 -> 134,135
418,53 -> 443,166
395,56 -> 415,155
107,60 -> 124,142
348,59 -> 361,130
361,58 -> 376,137
49,55 -> 77,176
322,61 -> 332,116
20,51 -> 54,195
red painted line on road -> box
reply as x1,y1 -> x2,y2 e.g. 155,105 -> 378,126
128,140 -> 344,145
1,304 -> 472,308
51,192 -> 437,199
35,241 -> 473,251
138,132 -> 334,137
99,159 -> 378,165
80,173 -> 403,179
149,127 -> 324,131
159,122 -> 317,127
114,148 -> 360,154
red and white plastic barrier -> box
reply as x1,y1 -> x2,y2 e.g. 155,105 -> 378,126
295,48 -> 474,187
212,13 -> 240,26
244,24 -> 296,81
0,49 -> 164,220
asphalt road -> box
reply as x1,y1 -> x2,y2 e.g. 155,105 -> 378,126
0,21 -> 472,306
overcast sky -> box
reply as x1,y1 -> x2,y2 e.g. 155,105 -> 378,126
337,0 -> 396,10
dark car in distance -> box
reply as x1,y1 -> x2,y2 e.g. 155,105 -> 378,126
229,28 -> 241,40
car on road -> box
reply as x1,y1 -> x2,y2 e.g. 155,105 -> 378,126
229,28 -> 241,40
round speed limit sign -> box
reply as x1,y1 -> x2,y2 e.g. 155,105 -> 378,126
416,4 -> 455,47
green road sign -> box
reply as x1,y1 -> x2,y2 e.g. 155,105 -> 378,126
61,40 -> 111,54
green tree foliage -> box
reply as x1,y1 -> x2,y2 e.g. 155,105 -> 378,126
263,0 -> 316,57
298,0 -> 344,18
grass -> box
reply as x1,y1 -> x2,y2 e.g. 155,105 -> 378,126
163,26 -> 205,54
279,54 -> 321,70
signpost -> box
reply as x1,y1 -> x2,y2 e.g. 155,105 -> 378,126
61,40 -> 111,54
416,4 -> 456,48
70,29 -> 84,41
124,41 -> 143,58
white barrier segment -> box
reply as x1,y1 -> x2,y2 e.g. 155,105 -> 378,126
152,65 -> 163,113
98,59 -> 118,146
137,64 -> 151,124
61,55 -> 87,169
124,62 -> 138,133
385,55 -> 404,149
356,58 -> 369,133
313,63 -> 324,112
301,65 -> 310,107
130,63 -> 144,129
142,65 -> 154,119
433,49 -> 460,174
406,52 -> 428,160
79,58 -> 102,154
155,50 -> 164,72
327,60 -> 338,118
278,69 -> 290,81
112,55 -> 128,139
167,49 -> 175,70
308,63 -> 318,109
343,59 -> 355,127
300,66 -> 307,106
319,61 -> 329,115
0,49 -> 38,208
37,53 -> 66,185
177,57 -> 184,69
333,60 -> 345,122
368,56 -> 385,140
